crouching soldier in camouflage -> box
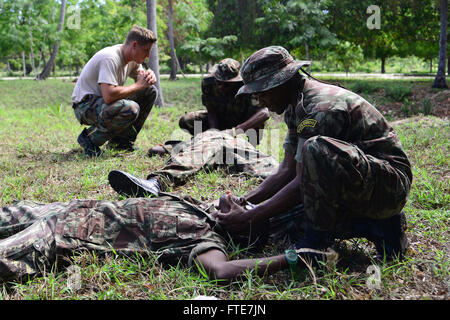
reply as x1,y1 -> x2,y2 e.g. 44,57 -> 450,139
216,46 -> 413,262
71,25 -> 158,156
178,58 -> 270,146
108,130 -> 279,198
0,193 -> 335,281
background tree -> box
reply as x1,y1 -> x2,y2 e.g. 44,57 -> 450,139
165,0 -> 178,80
255,0 -> 337,71
37,0 -> 66,80
147,0 -> 165,107
432,0 -> 448,88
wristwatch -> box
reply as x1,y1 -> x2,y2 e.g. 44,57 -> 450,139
285,249 -> 299,268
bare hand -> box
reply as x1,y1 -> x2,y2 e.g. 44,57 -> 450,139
214,193 -> 251,233
140,69 -> 156,85
136,72 -> 151,90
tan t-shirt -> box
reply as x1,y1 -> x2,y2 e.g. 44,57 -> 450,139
71,44 -> 143,103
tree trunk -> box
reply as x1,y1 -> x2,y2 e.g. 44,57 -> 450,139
432,0 -> 448,89
37,0 -> 66,80
304,42 -> 311,73
430,57 -> 433,74
381,57 -> 386,74
22,51 -> 26,77
167,0 -> 178,81
147,0 -> 165,107
29,32 -> 37,78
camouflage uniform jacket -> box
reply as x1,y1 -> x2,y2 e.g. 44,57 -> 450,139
201,76 -> 261,129
283,78 -> 412,182
0,194 -> 227,279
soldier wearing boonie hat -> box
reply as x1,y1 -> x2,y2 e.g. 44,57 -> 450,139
217,46 -> 413,263
178,58 -> 269,146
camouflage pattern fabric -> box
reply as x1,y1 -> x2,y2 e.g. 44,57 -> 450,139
283,78 -> 413,231
236,46 -> 310,96
0,194 -> 227,279
148,130 -> 279,186
73,86 -> 157,146
210,58 -> 242,82
179,76 -> 264,136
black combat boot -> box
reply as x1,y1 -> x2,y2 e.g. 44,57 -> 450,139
292,224 -> 335,267
77,128 -> 101,157
108,170 -> 160,197
107,138 -> 139,152
338,212 -> 409,261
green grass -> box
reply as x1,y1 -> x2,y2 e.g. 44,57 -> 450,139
0,78 -> 448,300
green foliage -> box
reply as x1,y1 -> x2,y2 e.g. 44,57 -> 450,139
329,41 -> 364,75
385,84 -> 412,102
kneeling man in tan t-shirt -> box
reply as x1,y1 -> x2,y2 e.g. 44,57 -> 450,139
72,25 -> 158,156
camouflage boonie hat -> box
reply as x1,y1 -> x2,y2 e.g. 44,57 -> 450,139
210,58 -> 243,82
236,46 -> 310,96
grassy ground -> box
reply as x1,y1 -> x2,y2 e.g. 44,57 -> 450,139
0,78 -> 448,300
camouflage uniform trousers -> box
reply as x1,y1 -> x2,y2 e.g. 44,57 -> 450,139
148,130 -> 279,186
301,136 -> 412,232
73,86 -> 157,146
0,194 -> 226,280
178,110 -> 265,146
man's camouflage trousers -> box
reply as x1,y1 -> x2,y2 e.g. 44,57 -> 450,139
0,194 -> 226,280
301,136 -> 412,232
73,86 -> 157,146
148,130 -> 279,186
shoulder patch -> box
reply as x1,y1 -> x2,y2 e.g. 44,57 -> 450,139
297,119 -> 317,134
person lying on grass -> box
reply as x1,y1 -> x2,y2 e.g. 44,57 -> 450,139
0,191 -> 335,282
108,129 -> 279,199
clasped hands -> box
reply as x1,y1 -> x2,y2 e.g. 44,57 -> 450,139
212,191 -> 253,233
137,69 -> 156,88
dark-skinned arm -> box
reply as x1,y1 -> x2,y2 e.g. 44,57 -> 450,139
242,149 -> 297,205
216,160 -> 303,234
234,107 -> 270,133
194,249 -> 288,281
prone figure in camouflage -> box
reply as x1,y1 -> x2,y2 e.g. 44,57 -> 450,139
0,193 -> 336,281
108,130 -> 279,197
71,26 -> 158,156
215,46 -> 413,262
178,58 -> 270,146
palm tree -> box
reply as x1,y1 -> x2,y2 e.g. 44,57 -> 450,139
432,0 -> 448,89
146,0 -> 165,107
167,0 -> 178,80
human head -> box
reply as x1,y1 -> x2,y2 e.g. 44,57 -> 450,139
236,46 -> 310,113
125,25 -> 157,46
210,58 -> 243,95
124,25 -> 157,64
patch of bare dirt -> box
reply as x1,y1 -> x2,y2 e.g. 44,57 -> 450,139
377,84 -> 449,120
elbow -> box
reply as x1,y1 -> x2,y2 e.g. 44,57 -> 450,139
103,95 -> 114,104
208,263 -> 233,281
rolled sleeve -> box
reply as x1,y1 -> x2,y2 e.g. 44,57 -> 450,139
294,137 -> 307,164
283,130 -> 298,156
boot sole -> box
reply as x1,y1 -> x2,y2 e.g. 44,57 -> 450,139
108,170 -> 158,198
